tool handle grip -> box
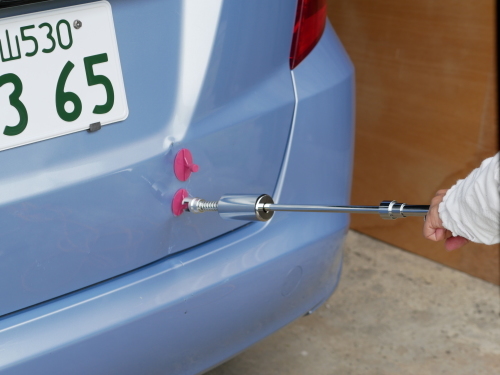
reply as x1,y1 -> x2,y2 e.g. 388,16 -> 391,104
400,205 -> 430,216
378,201 -> 429,220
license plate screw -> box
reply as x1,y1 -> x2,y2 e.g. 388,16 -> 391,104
88,122 -> 101,133
73,20 -> 82,29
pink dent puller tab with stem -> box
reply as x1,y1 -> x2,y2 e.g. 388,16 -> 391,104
172,189 -> 189,216
174,149 -> 199,181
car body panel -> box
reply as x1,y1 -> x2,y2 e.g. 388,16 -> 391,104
0,214 -> 346,375
0,0 -> 296,316
0,23 -> 355,374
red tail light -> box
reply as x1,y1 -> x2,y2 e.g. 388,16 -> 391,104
289,0 -> 327,69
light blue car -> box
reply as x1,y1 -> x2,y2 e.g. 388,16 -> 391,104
0,0 -> 354,373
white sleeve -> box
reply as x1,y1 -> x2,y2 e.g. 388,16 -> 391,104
438,152 -> 500,245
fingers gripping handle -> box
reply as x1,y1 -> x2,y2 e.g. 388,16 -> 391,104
182,195 -> 429,222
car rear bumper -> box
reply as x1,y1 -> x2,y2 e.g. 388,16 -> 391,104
0,213 -> 346,375
0,23 -> 354,375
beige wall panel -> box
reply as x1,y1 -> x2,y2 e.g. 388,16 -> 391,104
327,0 -> 499,284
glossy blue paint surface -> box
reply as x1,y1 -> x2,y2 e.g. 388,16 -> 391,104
0,22 -> 355,374
0,0 -> 296,316
279,23 -> 355,210
0,214 -> 345,375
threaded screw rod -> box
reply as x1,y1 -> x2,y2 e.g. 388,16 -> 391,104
182,197 -> 218,213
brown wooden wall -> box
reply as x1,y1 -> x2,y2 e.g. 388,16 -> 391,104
327,0 -> 499,284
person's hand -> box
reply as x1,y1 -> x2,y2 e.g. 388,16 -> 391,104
423,189 -> 469,251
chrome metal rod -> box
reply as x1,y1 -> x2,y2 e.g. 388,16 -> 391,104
397,205 -> 430,216
263,204 -> 429,216
182,194 -> 430,222
263,204 -> 380,214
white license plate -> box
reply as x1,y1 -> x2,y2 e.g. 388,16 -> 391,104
0,1 -> 128,152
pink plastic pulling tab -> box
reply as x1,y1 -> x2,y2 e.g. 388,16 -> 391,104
174,149 -> 199,182
172,189 -> 189,216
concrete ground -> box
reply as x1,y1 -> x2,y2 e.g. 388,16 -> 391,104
206,231 -> 500,375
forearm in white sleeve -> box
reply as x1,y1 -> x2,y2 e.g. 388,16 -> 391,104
438,152 -> 500,245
